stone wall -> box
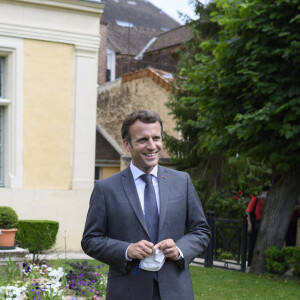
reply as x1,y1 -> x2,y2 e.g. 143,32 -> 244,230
97,76 -> 177,158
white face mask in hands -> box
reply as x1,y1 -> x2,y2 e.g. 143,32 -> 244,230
140,248 -> 166,271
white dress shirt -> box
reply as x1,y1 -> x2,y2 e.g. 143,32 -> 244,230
130,162 -> 160,215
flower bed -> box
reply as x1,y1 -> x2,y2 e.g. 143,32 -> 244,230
0,260 -> 107,300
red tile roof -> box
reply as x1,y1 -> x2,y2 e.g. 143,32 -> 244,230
122,67 -> 174,92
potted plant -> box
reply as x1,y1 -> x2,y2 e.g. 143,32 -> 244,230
0,206 -> 18,249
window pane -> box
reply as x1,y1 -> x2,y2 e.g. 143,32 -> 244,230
0,57 -> 4,186
0,107 -> 4,186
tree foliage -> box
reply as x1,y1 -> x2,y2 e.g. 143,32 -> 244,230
166,0 -> 300,273
165,0 -> 274,203
173,0 -> 300,172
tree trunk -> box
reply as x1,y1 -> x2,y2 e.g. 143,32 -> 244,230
251,170 -> 300,274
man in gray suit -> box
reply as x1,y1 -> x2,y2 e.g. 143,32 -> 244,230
81,110 -> 210,300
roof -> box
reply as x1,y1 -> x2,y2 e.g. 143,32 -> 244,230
107,24 -> 160,55
96,125 -> 125,161
145,25 -> 192,53
122,67 -> 174,92
102,0 -> 179,31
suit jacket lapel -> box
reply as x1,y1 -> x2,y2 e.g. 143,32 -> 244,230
158,165 -> 169,234
121,167 -> 148,234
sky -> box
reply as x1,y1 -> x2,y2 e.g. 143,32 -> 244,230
148,0 -> 207,24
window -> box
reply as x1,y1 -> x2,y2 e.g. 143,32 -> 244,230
115,20 -> 134,27
0,57 -> 4,186
0,37 -> 24,188
106,45 -> 116,82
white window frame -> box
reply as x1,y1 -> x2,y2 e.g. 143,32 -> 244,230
106,46 -> 116,82
0,37 -> 23,188
0,57 -> 5,186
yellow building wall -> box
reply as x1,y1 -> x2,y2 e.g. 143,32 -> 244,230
23,40 -> 73,189
102,166 -> 120,179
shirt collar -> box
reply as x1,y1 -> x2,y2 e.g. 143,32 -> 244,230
130,161 -> 158,180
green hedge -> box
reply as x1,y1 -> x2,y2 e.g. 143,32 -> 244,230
16,220 -> 59,253
265,246 -> 300,277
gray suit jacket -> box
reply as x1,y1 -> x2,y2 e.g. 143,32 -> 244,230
81,165 -> 210,300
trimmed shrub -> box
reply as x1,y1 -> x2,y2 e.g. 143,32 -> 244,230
0,206 -> 18,229
16,220 -> 59,253
265,246 -> 288,275
265,246 -> 300,277
283,247 -> 300,277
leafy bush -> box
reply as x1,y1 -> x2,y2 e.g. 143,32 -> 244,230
16,220 -> 59,253
0,206 -> 18,229
283,247 -> 300,277
265,246 -> 300,277
265,246 -> 288,275
206,189 -> 250,219
217,249 -> 235,260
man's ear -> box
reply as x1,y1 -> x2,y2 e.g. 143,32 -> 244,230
123,139 -> 131,152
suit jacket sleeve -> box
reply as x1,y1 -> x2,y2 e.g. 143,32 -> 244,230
175,172 -> 211,269
81,181 -> 130,274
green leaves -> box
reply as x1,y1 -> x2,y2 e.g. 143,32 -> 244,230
166,0 -> 300,200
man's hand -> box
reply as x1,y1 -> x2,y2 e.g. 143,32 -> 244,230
248,223 -> 252,234
155,239 -> 179,260
127,240 -> 155,260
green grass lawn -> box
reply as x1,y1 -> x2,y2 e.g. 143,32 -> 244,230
191,266 -> 300,300
40,259 -> 300,299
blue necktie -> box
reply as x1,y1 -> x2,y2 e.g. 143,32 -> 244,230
140,174 -> 159,245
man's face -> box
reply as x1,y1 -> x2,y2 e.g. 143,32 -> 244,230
123,120 -> 162,173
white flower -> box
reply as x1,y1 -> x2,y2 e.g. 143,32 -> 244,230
0,285 -> 26,300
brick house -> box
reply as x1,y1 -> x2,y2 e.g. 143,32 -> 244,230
98,0 -> 184,84
140,25 -> 192,74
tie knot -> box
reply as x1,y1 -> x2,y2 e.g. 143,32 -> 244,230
140,173 -> 152,184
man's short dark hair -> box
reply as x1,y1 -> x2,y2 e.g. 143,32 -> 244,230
121,110 -> 163,143
262,185 -> 271,192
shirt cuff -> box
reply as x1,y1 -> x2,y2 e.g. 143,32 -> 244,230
125,245 -> 133,261
176,246 -> 184,260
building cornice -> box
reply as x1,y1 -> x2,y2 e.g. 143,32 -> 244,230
0,0 -> 103,51
8,0 -> 104,14
0,23 -> 100,52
